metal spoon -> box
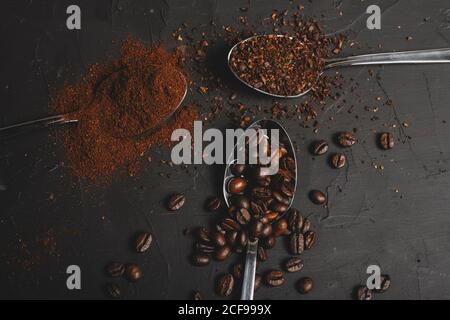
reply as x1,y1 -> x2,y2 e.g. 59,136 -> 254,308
228,35 -> 450,98
0,74 -> 187,139
223,119 -> 297,300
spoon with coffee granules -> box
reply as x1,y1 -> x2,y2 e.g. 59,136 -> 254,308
228,35 -> 450,98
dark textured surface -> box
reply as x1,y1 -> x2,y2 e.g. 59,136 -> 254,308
1,0 -> 450,300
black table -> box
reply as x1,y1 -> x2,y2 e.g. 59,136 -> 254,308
1,0 -> 450,300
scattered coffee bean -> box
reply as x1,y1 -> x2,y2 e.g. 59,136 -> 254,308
106,283 -> 121,299
330,153 -> 346,169
289,232 -> 304,255
193,291 -> 203,300
251,220 -> 264,238
197,227 -> 211,243
297,277 -> 313,294
206,197 -> 222,211
125,264 -> 143,282
230,164 -> 246,176
304,231 -> 317,250
225,230 -> 238,247
287,208 -> 304,232
168,193 -> 186,211
191,253 -> 211,266
106,261 -> 125,277
135,232 -> 153,253
374,275 -> 391,293
273,218 -> 289,237
217,273 -> 234,297
228,177 -> 248,194
235,207 -> 251,225
338,132 -> 357,147
211,231 -> 226,247
195,242 -> 215,254
230,195 -> 250,209
301,218 -> 311,233
379,132 -> 394,150
261,223 -> 273,238
265,270 -> 285,287
309,190 -> 327,205
312,140 -> 329,155
284,257 -> 304,273
238,230 -> 248,247
220,218 -> 241,231
356,286 -> 373,300
215,245 -> 231,261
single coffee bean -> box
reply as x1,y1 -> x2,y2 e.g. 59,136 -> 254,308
297,277 -> 313,294
284,257 -> 304,273
135,232 -> 153,253
232,263 -> 243,279
374,275 -> 391,293
231,164 -> 246,176
304,231 -> 317,250
265,270 -> 285,287
254,273 -> 262,291
106,261 -> 125,277
211,231 -> 226,247
301,218 -> 311,233
356,286 -> 373,300
287,208 -> 304,232
257,246 -> 268,262
238,230 -> 248,247
197,227 -> 211,243
338,131 -> 357,147
273,191 -> 290,206
312,140 -> 329,155
309,190 -> 327,205
193,291 -> 203,300
106,283 -> 121,299
280,156 -> 296,172
250,201 -> 267,217
289,232 -> 304,255
256,176 -> 271,187
228,177 -> 248,194
191,253 -> 211,266
251,220 -> 264,238
379,132 -> 394,150
235,207 -> 251,225
264,211 -> 279,222
280,182 -> 294,198
215,245 -> 231,261
271,202 -> 289,213
168,193 -> 186,211
262,236 -> 276,249
225,230 -> 238,247
195,241 -> 215,254
206,197 -> 222,211
125,264 -> 143,282
261,223 -> 273,238
273,218 -> 289,237
230,195 -> 250,209
220,218 -> 241,231
217,273 -> 234,297
330,153 -> 346,169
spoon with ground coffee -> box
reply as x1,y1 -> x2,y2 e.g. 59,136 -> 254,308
228,34 -> 450,98
223,119 -> 297,300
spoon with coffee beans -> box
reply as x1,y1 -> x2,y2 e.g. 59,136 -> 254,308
228,34 -> 450,98
223,119 -> 297,300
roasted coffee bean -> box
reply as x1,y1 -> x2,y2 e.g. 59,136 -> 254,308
235,207 -> 251,225
135,232 -> 153,253
264,211 -> 279,222
220,218 -> 241,231
195,242 -> 215,254
330,153 -> 346,169
338,132 -> 357,147
251,186 -> 272,199
312,140 -> 329,155
304,231 -> 317,250
230,195 -> 250,209
257,246 -> 268,262
356,286 -> 373,300
379,132 -> 394,150
250,201 -> 267,217
193,291 -> 203,300
228,177 -> 248,194
217,273 -> 234,297
254,273 -> 262,291
287,208 -> 304,232
211,231 -> 226,247
232,263 -> 243,279
168,193 -> 186,211
301,218 -> 311,233
289,232 -> 304,255
309,190 -> 327,205
251,220 -> 264,238
197,227 -> 211,243
278,168 -> 294,182
374,275 -> 391,293
256,176 -> 271,188
271,201 -> 289,213
273,218 -> 289,237
262,235 -> 276,249
280,156 -> 296,172
231,164 -> 246,176
206,197 -> 222,211
297,277 -> 313,294
238,230 -> 248,247
265,270 -> 285,287
191,253 -> 211,266
261,223 -> 273,238
125,264 -> 143,282
106,261 -> 125,278
273,191 -> 290,206
280,182 -> 295,198
215,245 -> 231,261
284,257 -> 304,273
225,230 -> 238,247
106,283 -> 121,299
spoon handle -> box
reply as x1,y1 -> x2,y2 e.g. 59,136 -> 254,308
241,238 -> 259,300
324,48 -> 450,69
0,114 -> 77,138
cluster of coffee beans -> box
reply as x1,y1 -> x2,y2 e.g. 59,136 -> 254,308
355,275 -> 391,300
103,232 -> 153,298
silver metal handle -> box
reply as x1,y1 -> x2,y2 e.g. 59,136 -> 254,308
325,48 -> 450,69
0,114 -> 77,136
241,238 -> 258,300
